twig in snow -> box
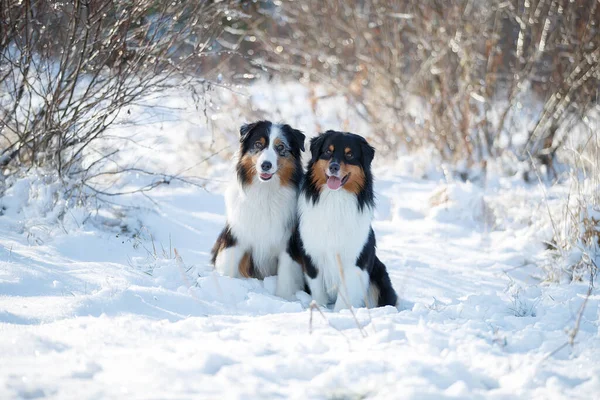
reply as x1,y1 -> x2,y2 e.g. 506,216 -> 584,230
308,301 -> 352,348
568,261 -> 596,347
542,263 -> 596,361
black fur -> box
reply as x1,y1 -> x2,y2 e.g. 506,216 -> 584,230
236,120 -> 270,187
371,256 -> 398,306
280,124 -> 306,189
286,226 -> 313,293
210,224 -> 237,265
280,124 -> 306,154
356,229 -> 398,307
287,226 -> 318,280
289,130 -> 398,308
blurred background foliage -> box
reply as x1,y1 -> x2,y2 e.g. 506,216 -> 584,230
1,0 -> 599,179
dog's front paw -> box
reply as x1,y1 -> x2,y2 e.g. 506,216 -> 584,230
333,297 -> 350,312
275,286 -> 297,301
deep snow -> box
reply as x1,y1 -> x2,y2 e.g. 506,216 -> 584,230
0,80 -> 598,399
1,165 -> 599,399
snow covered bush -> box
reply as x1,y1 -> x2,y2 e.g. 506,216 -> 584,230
428,182 -> 494,229
0,166 -> 146,243
541,118 -> 600,282
243,0 -> 600,178
0,0 -> 244,198
544,178 -> 600,283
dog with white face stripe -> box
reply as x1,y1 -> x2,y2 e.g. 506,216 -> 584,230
211,120 -> 306,300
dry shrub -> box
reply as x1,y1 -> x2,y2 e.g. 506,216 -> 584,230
0,0 -> 246,192
544,177 -> 599,282
244,0 -> 600,176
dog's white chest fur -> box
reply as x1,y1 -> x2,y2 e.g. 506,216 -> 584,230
298,189 -> 373,297
225,177 -> 297,276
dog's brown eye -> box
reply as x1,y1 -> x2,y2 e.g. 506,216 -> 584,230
276,144 -> 285,154
325,149 -> 332,156
345,152 -> 353,159
254,141 -> 263,150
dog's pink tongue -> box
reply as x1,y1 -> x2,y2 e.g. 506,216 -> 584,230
327,176 -> 342,190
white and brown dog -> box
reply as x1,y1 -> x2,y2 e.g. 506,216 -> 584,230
211,120 -> 306,299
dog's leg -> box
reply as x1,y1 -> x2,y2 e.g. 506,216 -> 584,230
214,245 -> 245,278
275,251 -> 304,300
306,272 -> 328,307
334,265 -> 369,311
371,256 -> 399,307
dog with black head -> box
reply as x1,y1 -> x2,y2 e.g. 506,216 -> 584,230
211,120 -> 306,299
288,130 -> 398,310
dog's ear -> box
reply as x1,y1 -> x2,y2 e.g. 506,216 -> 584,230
282,124 -> 306,153
309,133 -> 327,163
239,122 -> 259,144
359,136 -> 375,167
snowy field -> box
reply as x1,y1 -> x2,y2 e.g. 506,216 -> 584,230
1,86 -> 599,399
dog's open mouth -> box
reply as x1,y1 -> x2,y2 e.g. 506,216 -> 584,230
326,173 -> 350,190
259,172 -> 273,181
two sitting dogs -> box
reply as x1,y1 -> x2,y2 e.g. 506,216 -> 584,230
211,121 -> 397,310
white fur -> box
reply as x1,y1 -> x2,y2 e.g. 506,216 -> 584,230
275,250 -> 305,301
214,245 -> 245,278
366,282 -> 380,308
256,125 -> 284,176
298,186 -> 374,309
214,124 -> 303,300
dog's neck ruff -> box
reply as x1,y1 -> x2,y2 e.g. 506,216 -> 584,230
299,188 -> 373,260
225,173 -> 298,277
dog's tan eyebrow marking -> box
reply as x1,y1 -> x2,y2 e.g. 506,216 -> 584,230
258,137 -> 266,145
329,144 -> 334,152
273,137 -> 285,147
344,147 -> 352,154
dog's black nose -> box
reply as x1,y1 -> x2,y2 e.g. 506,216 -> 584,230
329,162 -> 340,174
261,161 -> 272,171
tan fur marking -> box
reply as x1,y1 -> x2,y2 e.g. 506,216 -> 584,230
328,144 -> 334,152
311,159 -> 329,189
366,282 -> 380,308
341,163 -> 365,195
278,155 -> 295,187
238,251 -> 254,278
344,147 -> 352,155
211,238 -> 225,260
240,153 -> 258,184
258,137 -> 266,146
312,160 -> 365,194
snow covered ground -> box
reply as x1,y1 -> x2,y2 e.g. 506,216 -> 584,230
1,164 -> 599,399
0,83 -> 598,399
